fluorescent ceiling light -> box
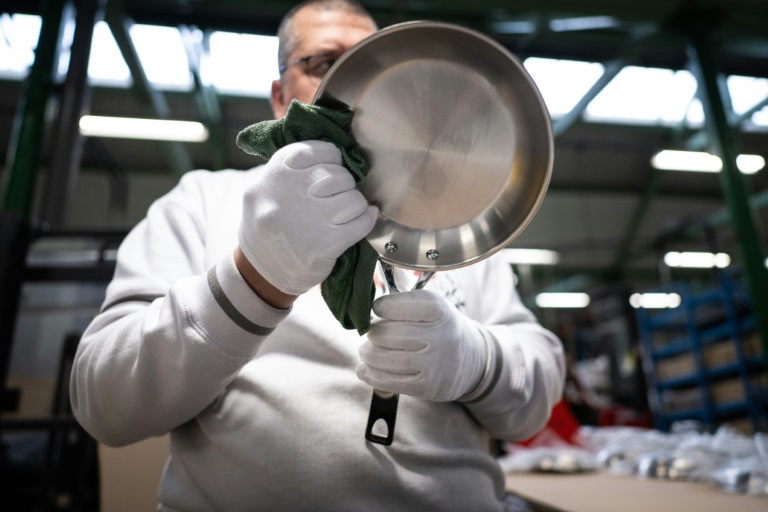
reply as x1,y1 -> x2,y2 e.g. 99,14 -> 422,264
629,293 -> 681,309
535,293 -> 590,308
490,20 -> 537,34
651,150 -> 765,174
664,251 -> 730,269
500,248 -> 560,265
736,154 -> 767,174
79,115 -> 209,142
27,249 -> 118,266
549,16 -> 620,32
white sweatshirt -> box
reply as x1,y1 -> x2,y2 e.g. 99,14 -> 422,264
70,168 -> 565,512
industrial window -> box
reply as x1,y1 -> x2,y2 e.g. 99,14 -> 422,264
206,31 -> 278,98
523,57 -> 606,117
128,24 -> 193,90
524,56 -> 767,128
584,66 -> 700,125
0,13 -> 43,78
85,21 -> 131,87
1,13 -> 766,128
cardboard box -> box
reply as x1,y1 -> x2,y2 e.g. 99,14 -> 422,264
659,373 -> 767,413
656,355 -> 696,382
710,374 -> 768,405
722,417 -> 754,435
660,387 -> 702,412
4,375 -> 57,417
655,333 -> 763,382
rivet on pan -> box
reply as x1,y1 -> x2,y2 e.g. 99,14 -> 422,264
385,242 -> 398,253
426,249 -> 439,260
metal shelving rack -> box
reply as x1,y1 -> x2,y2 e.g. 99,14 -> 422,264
0,225 -> 124,511
637,272 -> 767,433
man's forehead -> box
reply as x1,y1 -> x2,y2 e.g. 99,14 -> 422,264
290,7 -> 376,52
292,5 -> 373,26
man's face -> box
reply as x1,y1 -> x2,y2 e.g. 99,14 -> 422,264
270,8 -> 377,119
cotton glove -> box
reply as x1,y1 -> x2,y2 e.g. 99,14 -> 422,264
238,140 -> 378,296
356,289 -> 489,402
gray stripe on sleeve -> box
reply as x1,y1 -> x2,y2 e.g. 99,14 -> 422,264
207,265 -> 275,337
462,336 -> 504,404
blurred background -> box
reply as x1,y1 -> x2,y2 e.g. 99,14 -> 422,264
0,0 -> 767,509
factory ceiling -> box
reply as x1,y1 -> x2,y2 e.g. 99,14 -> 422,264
1,0 -> 768,288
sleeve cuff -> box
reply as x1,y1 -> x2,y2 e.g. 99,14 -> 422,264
211,251 -> 290,332
459,328 -> 528,410
180,252 -> 290,358
459,328 -> 503,403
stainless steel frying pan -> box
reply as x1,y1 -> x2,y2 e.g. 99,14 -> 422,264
313,21 -> 553,445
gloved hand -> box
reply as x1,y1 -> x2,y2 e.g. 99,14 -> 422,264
356,289 -> 489,402
238,140 -> 378,296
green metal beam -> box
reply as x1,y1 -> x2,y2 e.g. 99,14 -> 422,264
179,26 -> 226,170
105,0 -> 192,177
40,0 -> 104,228
626,185 -> 768,263
686,92 -> 768,151
552,25 -> 658,139
685,187 -> 768,236
2,0 -> 67,216
608,68 -> 733,275
687,29 -> 768,373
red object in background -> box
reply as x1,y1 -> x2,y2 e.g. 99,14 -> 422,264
598,404 -> 653,428
518,399 -> 582,447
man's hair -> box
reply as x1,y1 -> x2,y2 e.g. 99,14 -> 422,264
277,0 -> 375,69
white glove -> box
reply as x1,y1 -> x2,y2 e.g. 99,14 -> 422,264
238,140 -> 378,296
356,289 -> 489,402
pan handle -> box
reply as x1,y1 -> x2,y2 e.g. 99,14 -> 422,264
381,262 -> 434,293
365,262 -> 434,446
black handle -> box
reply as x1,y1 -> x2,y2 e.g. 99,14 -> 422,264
364,264 -> 433,446
365,389 -> 399,445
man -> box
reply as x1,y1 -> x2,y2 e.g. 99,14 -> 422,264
70,1 -> 565,510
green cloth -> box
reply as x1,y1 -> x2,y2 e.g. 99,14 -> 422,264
236,99 -> 377,335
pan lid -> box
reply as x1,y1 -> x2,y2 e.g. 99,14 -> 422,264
313,21 -> 553,271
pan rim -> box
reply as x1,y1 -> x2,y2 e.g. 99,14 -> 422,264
312,20 -> 554,271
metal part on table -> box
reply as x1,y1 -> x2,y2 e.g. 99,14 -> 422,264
597,446 -> 628,468
635,452 -> 697,481
534,452 -> 593,474
712,464 -> 753,494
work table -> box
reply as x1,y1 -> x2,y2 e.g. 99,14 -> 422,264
505,470 -> 766,512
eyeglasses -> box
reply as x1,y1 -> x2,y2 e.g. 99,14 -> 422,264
278,51 -> 337,81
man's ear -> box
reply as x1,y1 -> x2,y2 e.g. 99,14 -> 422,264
270,79 -> 287,119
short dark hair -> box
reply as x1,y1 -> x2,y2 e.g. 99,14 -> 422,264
277,0 -> 375,69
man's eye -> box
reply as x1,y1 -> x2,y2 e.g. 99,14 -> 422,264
309,58 -> 335,78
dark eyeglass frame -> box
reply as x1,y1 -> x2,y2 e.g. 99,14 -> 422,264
278,51 -> 337,78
